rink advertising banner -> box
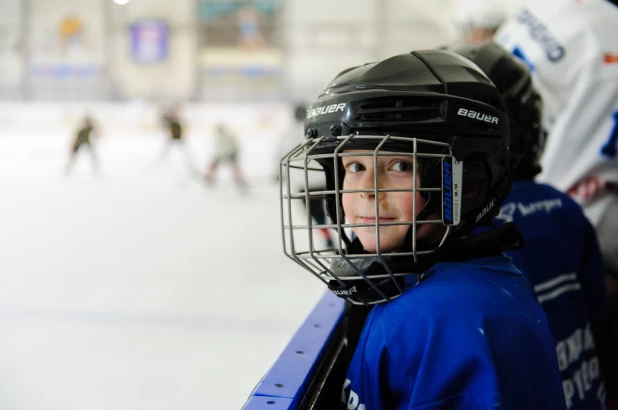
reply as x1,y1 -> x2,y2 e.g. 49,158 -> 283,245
130,20 -> 169,64
28,0 -> 106,78
197,0 -> 282,96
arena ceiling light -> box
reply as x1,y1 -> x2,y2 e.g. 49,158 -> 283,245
113,0 -> 130,5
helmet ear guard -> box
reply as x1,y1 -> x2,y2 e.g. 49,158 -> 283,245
454,157 -> 508,233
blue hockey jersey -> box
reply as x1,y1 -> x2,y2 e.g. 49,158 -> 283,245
342,256 -> 566,410
492,181 -> 608,410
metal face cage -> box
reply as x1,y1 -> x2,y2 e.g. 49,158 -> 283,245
280,134 -> 462,304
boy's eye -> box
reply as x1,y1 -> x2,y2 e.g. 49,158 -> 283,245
392,160 -> 414,172
346,162 -> 365,173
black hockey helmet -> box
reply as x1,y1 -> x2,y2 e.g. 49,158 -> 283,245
450,42 -> 545,180
280,50 -> 513,304
294,104 -> 307,122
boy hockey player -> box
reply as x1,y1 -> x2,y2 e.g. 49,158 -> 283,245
280,50 -> 566,409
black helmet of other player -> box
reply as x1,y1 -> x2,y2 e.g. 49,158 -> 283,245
294,104 -> 307,122
450,42 -> 545,180
280,50 -> 511,305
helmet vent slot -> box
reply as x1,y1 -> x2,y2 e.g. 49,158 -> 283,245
357,98 -> 443,123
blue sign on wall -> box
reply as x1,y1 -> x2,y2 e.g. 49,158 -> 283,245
130,20 -> 169,63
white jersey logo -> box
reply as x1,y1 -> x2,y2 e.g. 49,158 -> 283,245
495,198 -> 563,223
342,379 -> 366,410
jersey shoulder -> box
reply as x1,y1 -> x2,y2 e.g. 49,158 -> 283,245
357,259 -> 562,410
513,181 -> 582,210
498,181 -> 591,228
375,258 -> 534,335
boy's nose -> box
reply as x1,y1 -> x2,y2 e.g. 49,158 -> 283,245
359,172 -> 386,200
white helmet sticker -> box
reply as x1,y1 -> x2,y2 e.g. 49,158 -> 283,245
457,107 -> 499,125
307,103 -> 346,119
442,157 -> 463,225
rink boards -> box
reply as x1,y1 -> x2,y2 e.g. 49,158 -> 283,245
243,291 -> 346,409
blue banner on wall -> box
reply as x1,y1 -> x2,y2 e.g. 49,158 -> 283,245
130,20 -> 169,63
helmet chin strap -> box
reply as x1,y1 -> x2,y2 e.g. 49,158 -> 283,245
328,222 -> 525,305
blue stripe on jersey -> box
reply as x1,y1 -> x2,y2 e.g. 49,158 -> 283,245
513,46 -> 536,72
600,111 -> 618,159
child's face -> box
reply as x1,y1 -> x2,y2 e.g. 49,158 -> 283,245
342,150 -> 427,253
465,27 -> 497,44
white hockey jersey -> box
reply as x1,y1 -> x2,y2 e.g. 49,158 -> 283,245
495,0 -> 618,270
213,126 -> 239,158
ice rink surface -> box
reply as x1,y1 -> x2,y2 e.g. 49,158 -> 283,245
0,123 -> 326,410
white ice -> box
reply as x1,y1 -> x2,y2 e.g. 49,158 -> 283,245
0,120 -> 326,410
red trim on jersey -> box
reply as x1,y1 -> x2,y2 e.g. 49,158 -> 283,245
604,53 -> 618,64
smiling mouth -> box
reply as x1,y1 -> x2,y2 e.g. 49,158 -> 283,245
358,217 -> 396,223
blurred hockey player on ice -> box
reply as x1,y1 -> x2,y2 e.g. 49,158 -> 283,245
277,104 -> 334,249
65,115 -> 99,176
158,105 -> 198,175
204,123 -> 247,191
495,0 -> 618,295
274,104 -> 307,181
453,0 -> 506,44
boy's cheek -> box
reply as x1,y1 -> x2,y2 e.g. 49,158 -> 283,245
341,195 -> 355,216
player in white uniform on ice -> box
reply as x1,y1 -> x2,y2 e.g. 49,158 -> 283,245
204,123 -> 248,191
